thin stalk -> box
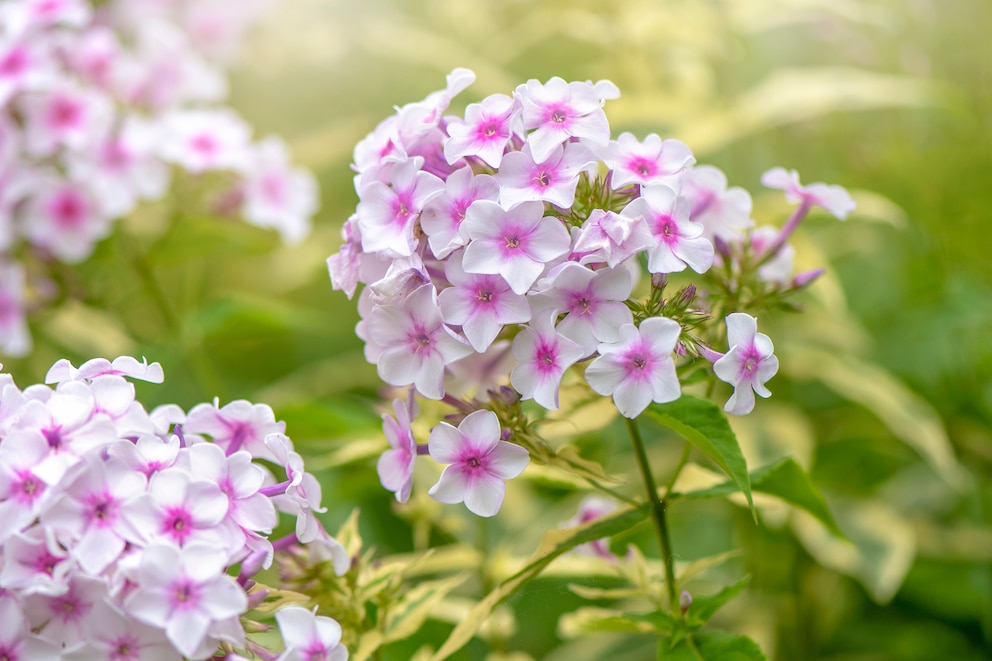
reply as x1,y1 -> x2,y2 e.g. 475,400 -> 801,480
663,442 -> 693,498
625,417 -> 678,611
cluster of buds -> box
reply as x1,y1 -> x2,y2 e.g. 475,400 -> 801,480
0,0 -> 318,356
328,69 -> 854,516
0,356 -> 348,660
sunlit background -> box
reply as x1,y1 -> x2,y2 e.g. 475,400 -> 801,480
9,0 -> 992,658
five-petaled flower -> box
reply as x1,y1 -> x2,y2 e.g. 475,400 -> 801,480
713,313 -> 779,415
427,410 -> 530,517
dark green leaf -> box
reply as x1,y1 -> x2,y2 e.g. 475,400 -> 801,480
659,629 -> 769,661
675,457 -> 845,538
646,396 -> 754,518
686,576 -> 750,626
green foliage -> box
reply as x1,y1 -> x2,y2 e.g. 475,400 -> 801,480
646,396 -> 755,517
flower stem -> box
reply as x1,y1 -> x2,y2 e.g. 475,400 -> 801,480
625,417 -> 678,611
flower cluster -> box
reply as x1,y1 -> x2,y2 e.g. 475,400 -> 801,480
0,356 -> 348,660
0,0 -> 318,356
328,69 -> 854,515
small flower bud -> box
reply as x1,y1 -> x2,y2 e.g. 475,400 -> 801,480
651,272 -> 668,290
678,284 -> 697,306
246,588 -> 270,610
714,234 -> 731,259
791,267 -> 825,289
697,344 -> 725,363
679,590 -> 692,615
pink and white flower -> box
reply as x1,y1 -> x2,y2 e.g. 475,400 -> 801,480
427,410 -> 529,517
366,283 -> 472,400
585,317 -> 682,418
762,167 -> 855,220
623,185 -> 714,275
438,251 -> 531,352
443,92 -> 518,168
377,392 -> 419,503
496,142 -> 595,209
602,132 -> 694,189
516,76 -> 619,163
275,606 -> 349,661
461,200 -> 570,295
420,166 -> 499,259
356,156 -> 444,257
510,312 -> 585,410
712,313 -> 779,415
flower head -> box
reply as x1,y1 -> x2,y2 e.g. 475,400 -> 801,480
427,410 -> 529,517
713,313 -> 779,415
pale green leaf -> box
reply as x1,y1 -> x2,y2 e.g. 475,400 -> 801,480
384,573 -> 471,643
558,607 -> 660,639
430,504 -> 650,660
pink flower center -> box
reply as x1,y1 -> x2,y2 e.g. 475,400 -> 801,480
163,507 -> 193,543
47,96 -> 84,131
46,190 -> 88,228
622,342 -> 657,381
86,492 -> 117,526
655,215 -> 679,246
190,133 -> 219,155
535,341 -> 559,373
42,425 -> 64,449
171,578 -> 200,610
110,636 -> 141,661
15,471 -> 43,504
34,549 -> 62,576
737,345 -> 762,380
547,105 -> 571,125
261,172 -> 287,205
0,47 -> 28,77
100,140 -> 132,170
628,157 -> 657,179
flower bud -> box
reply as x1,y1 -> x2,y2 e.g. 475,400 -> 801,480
713,234 -> 732,259
679,590 -> 692,615
791,268 -> 825,289
651,272 -> 668,290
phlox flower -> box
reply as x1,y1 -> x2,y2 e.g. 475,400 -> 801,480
420,166 -> 499,259
762,167 -> 855,220
40,452 -> 147,574
20,175 -> 111,263
510,312 -> 585,410
713,313 -> 779,415
124,467 -> 230,550
585,317 -> 682,418
566,495 -> 618,560
46,355 -> 165,383
276,606 -> 349,661
682,165 -> 754,241
184,398 -> 285,461
124,543 -> 247,659
160,109 -> 251,173
427,410 -> 529,517
461,199 -> 571,295
356,156 -> 444,257
22,573 -> 106,647
377,392 -> 418,503
0,527 -> 71,596
0,429 -> 51,540
443,92 -> 518,168
496,142 -> 595,209
239,137 -> 317,244
438,250 -> 531,352
19,83 -> 111,157
603,132 -> 695,189
531,262 -> 633,355
62,599 -> 179,661
187,442 -> 277,538
365,283 -> 472,400
516,76 -> 619,163
571,208 -> 656,269
623,185 -> 714,275
0,261 -> 30,356
0,597 -> 61,661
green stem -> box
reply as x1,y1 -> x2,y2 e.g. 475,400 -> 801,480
583,477 -> 639,507
625,417 -> 678,611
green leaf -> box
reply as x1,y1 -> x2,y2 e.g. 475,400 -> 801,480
645,396 -> 754,518
659,629 -> 769,661
675,457 -> 845,538
430,504 -> 650,660
558,607 -> 661,639
685,576 -> 750,627
384,573 -> 471,643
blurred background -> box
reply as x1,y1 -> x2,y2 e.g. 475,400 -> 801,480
7,0 -> 992,658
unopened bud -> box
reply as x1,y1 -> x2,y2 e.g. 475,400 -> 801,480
679,590 -> 692,615
713,235 -> 731,259
678,284 -> 697,306
651,272 -> 668,290
246,587 -> 270,610
791,268 -> 825,289
697,344 -> 724,363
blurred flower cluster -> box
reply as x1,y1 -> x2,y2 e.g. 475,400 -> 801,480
328,68 -> 854,516
0,356 -> 348,660
0,0 -> 318,357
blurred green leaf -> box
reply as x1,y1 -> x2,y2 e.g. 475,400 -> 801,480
558,607 -> 660,639
646,396 -> 754,518
658,629 -> 769,661
685,576 -> 750,627
384,572 -> 471,643
430,504 -> 651,660
675,457 -> 845,538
